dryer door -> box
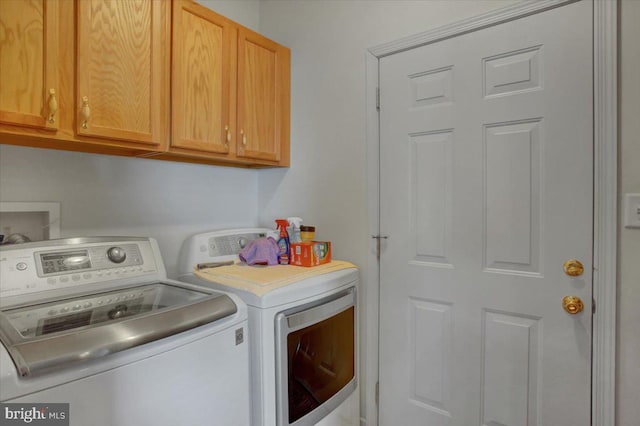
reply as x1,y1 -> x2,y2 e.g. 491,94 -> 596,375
275,288 -> 356,426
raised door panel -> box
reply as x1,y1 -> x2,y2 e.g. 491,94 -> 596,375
171,0 -> 233,155
76,0 -> 167,147
237,28 -> 290,164
0,0 -> 58,131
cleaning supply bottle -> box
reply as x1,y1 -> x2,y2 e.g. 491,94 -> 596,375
275,219 -> 290,265
287,217 -> 303,244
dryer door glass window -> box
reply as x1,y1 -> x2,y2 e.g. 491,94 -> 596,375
286,306 -> 355,423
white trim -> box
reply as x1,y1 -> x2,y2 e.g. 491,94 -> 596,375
363,50 -> 380,426
365,1 -> 617,425
369,0 -> 577,58
0,202 -> 61,239
592,1 -> 617,425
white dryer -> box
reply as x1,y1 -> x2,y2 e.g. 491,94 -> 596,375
177,229 -> 359,426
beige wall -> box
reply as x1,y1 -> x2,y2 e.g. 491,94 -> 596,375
617,1 -> 640,425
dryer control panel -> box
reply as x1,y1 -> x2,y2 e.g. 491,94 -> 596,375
207,232 -> 268,257
177,228 -> 275,277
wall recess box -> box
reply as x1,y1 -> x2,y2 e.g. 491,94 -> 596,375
623,193 -> 640,229
0,202 -> 61,242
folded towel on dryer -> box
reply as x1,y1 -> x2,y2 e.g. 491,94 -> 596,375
238,237 -> 280,266
193,260 -> 357,296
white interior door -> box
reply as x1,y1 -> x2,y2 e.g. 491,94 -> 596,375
378,2 -> 593,425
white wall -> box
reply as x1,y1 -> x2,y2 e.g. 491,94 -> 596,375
196,0 -> 260,32
1,1 -> 637,424
617,1 -> 640,425
0,145 -> 258,277
256,1 -> 521,424
0,0 -> 262,278
257,1 -> 640,425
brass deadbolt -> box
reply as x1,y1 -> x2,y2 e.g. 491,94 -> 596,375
563,259 -> 584,277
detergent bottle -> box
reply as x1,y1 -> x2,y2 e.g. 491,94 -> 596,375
287,217 -> 303,244
275,219 -> 290,265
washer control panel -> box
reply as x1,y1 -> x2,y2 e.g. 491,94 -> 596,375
0,239 -> 159,299
35,244 -> 143,277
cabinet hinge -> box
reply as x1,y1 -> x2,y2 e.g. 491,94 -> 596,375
376,87 -> 380,111
375,381 -> 379,405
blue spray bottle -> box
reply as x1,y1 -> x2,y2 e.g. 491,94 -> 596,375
275,219 -> 290,265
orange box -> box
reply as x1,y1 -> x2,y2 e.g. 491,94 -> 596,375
289,241 -> 331,267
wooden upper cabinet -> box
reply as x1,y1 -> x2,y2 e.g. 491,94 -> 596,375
76,0 -> 168,148
1,0 -> 289,167
170,1 -> 290,166
171,0 -> 234,155
237,28 -> 290,164
0,0 -> 59,131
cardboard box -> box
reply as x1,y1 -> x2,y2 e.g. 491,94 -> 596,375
289,241 -> 331,267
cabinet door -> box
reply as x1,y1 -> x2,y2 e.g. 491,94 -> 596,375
237,28 -> 290,164
76,0 -> 168,147
171,0 -> 233,155
0,0 -> 58,131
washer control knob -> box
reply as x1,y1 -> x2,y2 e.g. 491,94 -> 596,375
107,247 -> 127,264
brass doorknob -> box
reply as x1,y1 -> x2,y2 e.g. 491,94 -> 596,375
562,296 -> 584,314
563,259 -> 584,277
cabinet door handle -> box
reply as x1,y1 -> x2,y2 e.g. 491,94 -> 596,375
47,89 -> 58,124
240,129 -> 247,146
80,96 -> 90,129
225,125 -> 231,146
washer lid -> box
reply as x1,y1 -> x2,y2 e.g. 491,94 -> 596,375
0,282 -> 237,378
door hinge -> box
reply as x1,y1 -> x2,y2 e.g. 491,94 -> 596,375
593,298 -> 596,314
376,87 -> 380,110
372,235 -> 388,259
375,381 -> 379,405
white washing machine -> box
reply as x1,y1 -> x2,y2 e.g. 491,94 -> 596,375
177,228 -> 359,426
0,237 -> 250,426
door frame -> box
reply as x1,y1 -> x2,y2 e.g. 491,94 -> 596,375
364,1 -> 617,425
